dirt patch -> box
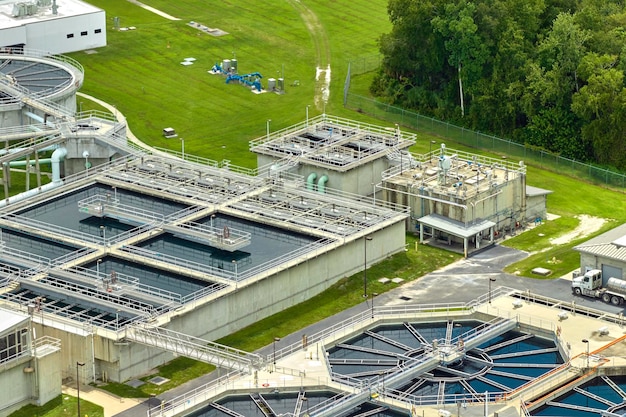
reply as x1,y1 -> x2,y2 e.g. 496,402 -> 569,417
549,214 -> 607,245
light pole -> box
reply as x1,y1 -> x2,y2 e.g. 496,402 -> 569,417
210,214 -> 216,229
82,151 -> 90,176
302,397 -> 309,417
266,119 -> 271,140
96,258 -> 102,276
180,137 -> 185,160
100,225 -> 106,245
232,260 -> 237,280
488,278 -> 496,304
582,339 -> 589,367
76,361 -> 85,417
273,337 -> 280,368
430,140 -> 436,154
371,293 -> 378,319
363,236 -> 373,298
306,105 -> 310,127
115,309 -> 120,330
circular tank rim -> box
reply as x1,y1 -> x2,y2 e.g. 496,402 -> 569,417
0,48 -> 84,102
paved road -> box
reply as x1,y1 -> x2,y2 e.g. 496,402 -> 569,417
113,244 -> 625,416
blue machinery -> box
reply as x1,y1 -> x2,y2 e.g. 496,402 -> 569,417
211,62 -> 263,91
226,72 -> 263,92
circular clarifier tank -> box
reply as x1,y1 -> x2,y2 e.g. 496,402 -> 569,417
0,52 -> 84,126
327,320 -> 564,403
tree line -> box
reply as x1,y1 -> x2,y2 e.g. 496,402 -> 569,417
372,0 -> 626,170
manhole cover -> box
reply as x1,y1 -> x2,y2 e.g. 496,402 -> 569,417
126,379 -> 144,388
148,376 -> 170,386
399,296 -> 412,301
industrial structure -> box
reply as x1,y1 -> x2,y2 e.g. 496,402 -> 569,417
575,223 -> 626,285
149,288 -> 626,417
252,120 -> 545,257
0,50 -> 409,414
0,0 -> 106,54
1,49 -> 606,417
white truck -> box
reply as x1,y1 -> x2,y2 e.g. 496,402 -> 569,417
572,269 -> 626,305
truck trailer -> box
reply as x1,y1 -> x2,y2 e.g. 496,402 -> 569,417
571,269 -> 626,305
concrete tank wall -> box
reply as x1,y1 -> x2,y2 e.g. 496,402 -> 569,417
294,159 -> 390,196
36,348 -> 63,406
72,220 -> 407,382
0,357 -> 36,417
257,156 -> 391,196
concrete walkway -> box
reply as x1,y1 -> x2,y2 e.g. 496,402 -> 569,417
62,384 -> 144,417
77,92 -> 171,159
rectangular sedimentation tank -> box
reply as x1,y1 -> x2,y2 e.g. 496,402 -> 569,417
0,153 -> 408,382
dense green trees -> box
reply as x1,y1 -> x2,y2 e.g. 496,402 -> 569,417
372,0 -> 626,170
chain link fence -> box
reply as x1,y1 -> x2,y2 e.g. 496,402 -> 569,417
345,63 -> 626,190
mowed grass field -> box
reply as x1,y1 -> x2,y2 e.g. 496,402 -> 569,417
75,0 -> 391,167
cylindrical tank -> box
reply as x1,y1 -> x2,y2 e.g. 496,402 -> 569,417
231,59 -> 237,74
222,59 -> 231,72
277,78 -> 284,91
607,277 -> 626,293
267,78 -> 276,91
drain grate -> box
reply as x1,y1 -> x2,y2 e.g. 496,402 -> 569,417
399,296 -> 412,301
126,379 -> 145,388
148,376 -> 170,386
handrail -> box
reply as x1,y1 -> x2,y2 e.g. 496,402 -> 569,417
1,213 -> 102,244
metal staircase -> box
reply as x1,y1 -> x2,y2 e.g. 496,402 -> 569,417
250,393 -> 278,417
127,326 -> 263,373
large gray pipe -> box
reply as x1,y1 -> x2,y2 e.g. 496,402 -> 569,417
51,147 -> 67,183
0,147 -> 66,208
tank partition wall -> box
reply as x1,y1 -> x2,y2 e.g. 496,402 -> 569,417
161,221 -> 406,341
524,366 -> 626,416
27,220 -> 403,384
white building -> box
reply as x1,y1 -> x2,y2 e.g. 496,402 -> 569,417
0,0 -> 106,54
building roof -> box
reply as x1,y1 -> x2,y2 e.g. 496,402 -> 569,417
574,223 -> 626,262
0,307 -> 28,334
0,0 -> 102,30
418,213 -> 495,239
526,185 -> 553,197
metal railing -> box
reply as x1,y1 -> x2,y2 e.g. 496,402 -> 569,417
147,369 -> 247,416
0,213 -> 102,245
118,245 -> 234,281
236,238 -> 335,281
128,326 -> 263,372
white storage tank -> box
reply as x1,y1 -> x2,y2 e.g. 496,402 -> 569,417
267,78 -> 276,91
607,277 -> 626,293
222,59 -> 231,72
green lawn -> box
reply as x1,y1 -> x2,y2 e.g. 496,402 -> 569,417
9,395 -> 103,417
71,0 -> 391,168
9,0 -> 626,412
